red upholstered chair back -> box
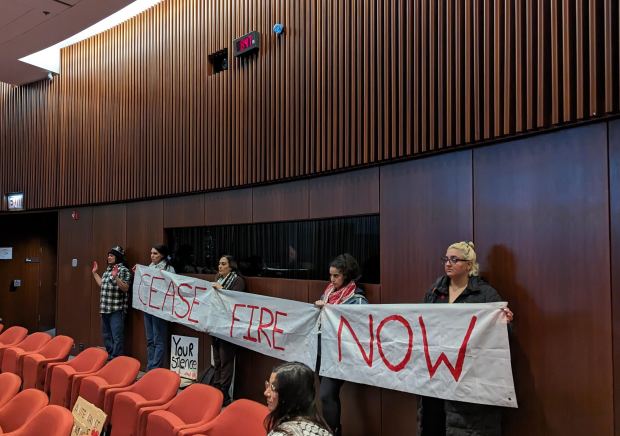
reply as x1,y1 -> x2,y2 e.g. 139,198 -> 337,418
1,405 -> 74,436
0,389 -> 48,433
10,332 -> 51,353
68,347 -> 109,372
43,347 -> 108,406
196,399 -> 268,436
0,324 -> 4,334
0,373 -> 21,408
95,355 -> 140,384
35,335 -> 73,359
0,327 -> 27,346
130,368 -> 181,400
169,384 -> 223,424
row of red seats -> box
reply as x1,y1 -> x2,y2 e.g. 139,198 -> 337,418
0,327 -> 71,384
50,354 -> 269,435
0,326 -> 74,435
0,373 -> 74,435
0,324 -> 269,435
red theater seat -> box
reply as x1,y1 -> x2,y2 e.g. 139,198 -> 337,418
0,405 -> 74,436
0,389 -> 48,433
20,335 -> 73,390
77,356 -> 140,411
1,333 -> 51,376
0,373 -> 21,409
0,324 -> 4,334
145,384 -> 223,436
47,347 -> 108,407
178,399 -> 269,436
108,368 -> 180,436
0,327 -> 28,365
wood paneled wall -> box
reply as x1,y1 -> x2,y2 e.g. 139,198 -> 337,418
1,0 -> 620,210
52,120 -> 618,435
610,119 -> 620,436
473,124 -> 612,435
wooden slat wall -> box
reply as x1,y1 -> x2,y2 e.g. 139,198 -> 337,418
0,0 -> 619,210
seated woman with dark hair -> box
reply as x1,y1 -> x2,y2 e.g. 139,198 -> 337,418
264,362 -> 333,436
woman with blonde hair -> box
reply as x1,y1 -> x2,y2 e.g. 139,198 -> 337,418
418,241 -> 513,436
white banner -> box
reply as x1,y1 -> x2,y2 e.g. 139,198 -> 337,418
132,266 -> 516,407
132,265 -> 215,331
320,302 -> 517,408
205,289 -> 319,369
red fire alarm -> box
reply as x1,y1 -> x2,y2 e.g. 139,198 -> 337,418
71,210 -> 80,220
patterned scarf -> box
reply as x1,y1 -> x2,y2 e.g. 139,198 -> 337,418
321,280 -> 357,305
217,271 -> 239,290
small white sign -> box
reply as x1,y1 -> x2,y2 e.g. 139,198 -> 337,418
170,335 -> 199,380
7,193 -> 24,210
0,247 -> 12,260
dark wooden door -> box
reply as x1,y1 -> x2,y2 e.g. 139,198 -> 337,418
0,212 -> 57,332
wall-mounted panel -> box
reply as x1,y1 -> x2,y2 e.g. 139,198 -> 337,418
308,168 -> 380,219
610,119 -> 620,436
204,188 -> 252,225
164,194 -> 205,228
56,207 -> 94,350
245,277 -> 308,302
473,124 -> 612,435
380,151 -> 473,304
252,179 -> 309,222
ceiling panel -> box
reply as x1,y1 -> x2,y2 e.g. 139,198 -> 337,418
0,0 -> 68,45
0,0 -> 134,85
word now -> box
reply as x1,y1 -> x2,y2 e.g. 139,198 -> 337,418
338,314 -> 477,381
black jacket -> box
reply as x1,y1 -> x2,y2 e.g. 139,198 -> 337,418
418,275 -> 505,436
424,275 -> 502,304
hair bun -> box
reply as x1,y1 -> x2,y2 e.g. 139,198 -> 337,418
465,241 -> 475,249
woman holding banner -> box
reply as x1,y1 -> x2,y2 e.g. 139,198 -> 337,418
144,244 -> 175,371
314,253 -> 367,436
418,241 -> 513,436
212,254 -> 245,405
264,361 -> 332,436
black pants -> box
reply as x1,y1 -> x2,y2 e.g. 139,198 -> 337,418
317,336 -> 344,435
320,376 -> 345,434
212,338 -> 236,404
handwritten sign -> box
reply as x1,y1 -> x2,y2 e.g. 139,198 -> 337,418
320,303 -> 517,408
132,266 -> 516,406
133,265 -> 213,330
206,289 -> 319,369
170,335 -> 199,380
71,396 -> 106,436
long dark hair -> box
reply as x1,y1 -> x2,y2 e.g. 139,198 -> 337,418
329,253 -> 361,285
219,254 -> 239,273
264,362 -> 329,432
152,244 -> 171,267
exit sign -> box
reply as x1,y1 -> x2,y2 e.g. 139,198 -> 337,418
7,192 -> 24,210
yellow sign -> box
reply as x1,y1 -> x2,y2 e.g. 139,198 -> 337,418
71,396 -> 107,436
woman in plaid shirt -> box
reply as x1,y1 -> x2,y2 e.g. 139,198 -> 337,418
91,245 -> 132,359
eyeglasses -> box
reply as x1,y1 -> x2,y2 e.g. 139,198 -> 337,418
264,381 -> 277,392
440,256 -> 468,265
